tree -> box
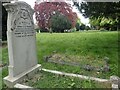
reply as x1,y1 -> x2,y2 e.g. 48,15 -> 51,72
89,16 -> 118,30
75,23 -> 80,31
85,26 -> 90,30
75,19 -> 82,31
89,17 -> 100,26
73,1 -> 120,30
34,1 -> 78,32
50,12 -> 72,33
80,23 -> 85,30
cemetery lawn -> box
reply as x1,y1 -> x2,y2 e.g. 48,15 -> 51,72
36,31 -> 118,79
21,70 -> 111,88
1,31 -> 118,88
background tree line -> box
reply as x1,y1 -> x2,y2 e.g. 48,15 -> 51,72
73,1 -> 120,31
34,1 -> 78,33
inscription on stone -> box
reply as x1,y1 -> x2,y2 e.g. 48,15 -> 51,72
14,9 -> 35,37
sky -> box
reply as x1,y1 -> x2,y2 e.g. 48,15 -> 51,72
17,0 -> 89,25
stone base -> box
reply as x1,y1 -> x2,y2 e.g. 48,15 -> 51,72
4,64 -> 41,88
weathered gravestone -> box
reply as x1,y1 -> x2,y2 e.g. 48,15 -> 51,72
3,1 -> 41,87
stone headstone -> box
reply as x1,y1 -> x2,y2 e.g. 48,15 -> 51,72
3,1 -> 41,87
1,0 -> 13,3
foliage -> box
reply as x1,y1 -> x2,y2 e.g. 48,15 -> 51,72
85,26 -> 90,30
89,17 -> 101,27
75,23 -> 80,31
75,2 -> 120,19
74,1 -> 120,30
76,18 -> 82,25
80,24 -> 85,30
71,28 -> 76,32
34,0 -> 78,32
89,17 -> 119,30
75,18 -> 82,31
50,12 -> 72,33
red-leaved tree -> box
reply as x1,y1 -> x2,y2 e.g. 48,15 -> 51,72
34,1 -> 78,31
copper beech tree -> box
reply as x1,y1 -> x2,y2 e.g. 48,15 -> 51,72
34,1 -> 78,32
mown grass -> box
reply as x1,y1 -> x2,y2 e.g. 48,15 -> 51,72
0,47 -> 2,89
22,70 -> 111,88
36,31 -> 118,79
1,31 -> 118,88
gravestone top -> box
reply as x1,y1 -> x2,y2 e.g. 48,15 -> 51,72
4,1 -> 35,38
1,0 -> 13,3
4,1 -> 34,31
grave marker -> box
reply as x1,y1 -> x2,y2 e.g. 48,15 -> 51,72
3,1 -> 41,87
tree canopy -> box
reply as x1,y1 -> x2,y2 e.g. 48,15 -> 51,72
34,1 -> 78,32
50,12 -> 72,33
74,1 -> 120,30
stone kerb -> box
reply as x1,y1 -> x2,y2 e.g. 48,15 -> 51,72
3,1 -> 41,87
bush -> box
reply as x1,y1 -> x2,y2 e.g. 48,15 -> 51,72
35,28 -> 40,33
100,28 -> 107,31
50,12 -> 72,33
40,28 -> 48,32
71,28 -> 76,32
75,23 -> 80,31
85,26 -> 91,31
80,24 -> 85,30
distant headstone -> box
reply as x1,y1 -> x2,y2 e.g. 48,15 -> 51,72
3,1 -> 41,87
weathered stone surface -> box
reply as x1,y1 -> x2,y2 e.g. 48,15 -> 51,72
102,65 -> 110,72
110,76 -> 119,85
112,84 -> 119,90
83,64 -> 94,71
3,1 -> 41,87
0,0 -> 13,3
14,83 -> 33,89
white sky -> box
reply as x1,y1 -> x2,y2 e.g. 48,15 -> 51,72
17,0 -> 89,25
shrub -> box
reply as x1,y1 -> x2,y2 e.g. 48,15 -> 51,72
71,28 -> 76,32
80,24 -> 86,30
50,12 -> 72,33
75,23 -> 80,31
100,28 -> 107,31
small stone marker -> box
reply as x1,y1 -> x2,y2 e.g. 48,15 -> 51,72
110,76 -> 119,85
110,76 -> 120,90
3,1 -> 41,87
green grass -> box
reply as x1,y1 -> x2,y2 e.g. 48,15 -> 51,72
1,47 -> 8,65
0,47 -> 2,89
0,72 -> 2,89
1,31 -> 118,88
22,70 -> 111,88
36,31 -> 118,78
